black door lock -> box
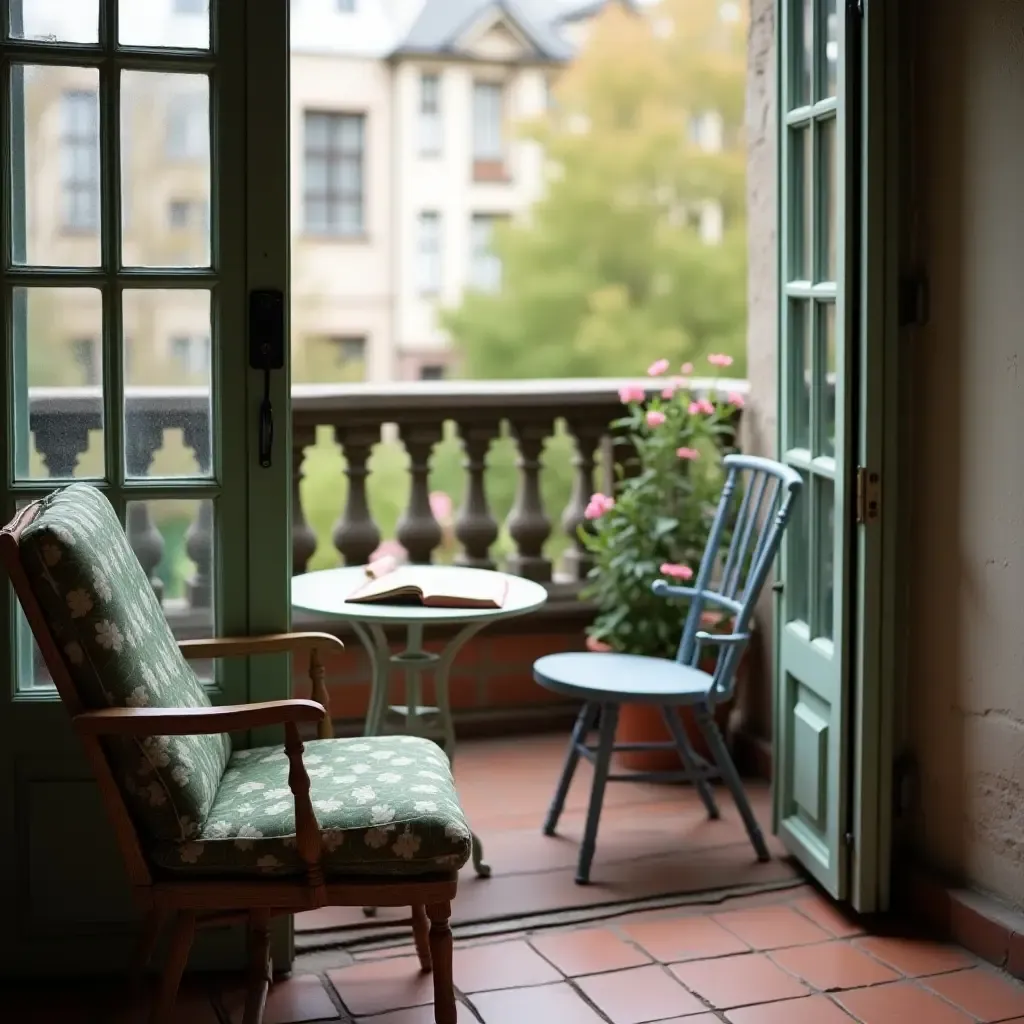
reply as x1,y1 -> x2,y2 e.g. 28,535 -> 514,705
248,289 -> 285,469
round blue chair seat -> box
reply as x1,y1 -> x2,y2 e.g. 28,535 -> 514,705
533,651 -> 714,705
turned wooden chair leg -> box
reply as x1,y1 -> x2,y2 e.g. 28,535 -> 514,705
150,910 -> 195,1024
411,904 -> 432,973
242,909 -> 272,1024
426,902 -> 456,1024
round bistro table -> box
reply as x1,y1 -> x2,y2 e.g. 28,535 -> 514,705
292,564 -> 548,878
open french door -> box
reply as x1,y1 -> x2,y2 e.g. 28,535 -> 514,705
0,0 -> 291,973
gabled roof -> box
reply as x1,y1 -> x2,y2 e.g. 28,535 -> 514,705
555,0 -> 639,24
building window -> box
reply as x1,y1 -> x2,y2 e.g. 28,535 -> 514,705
331,336 -> 365,368
470,214 -> 503,292
472,81 -> 505,173
71,338 -> 100,386
166,93 -> 208,160
417,212 -> 442,295
419,72 -> 442,156
419,364 -> 445,381
169,334 -> 210,376
303,111 -> 365,237
337,0 -> 356,11
60,90 -> 99,232
167,199 -> 206,229
174,0 -> 207,13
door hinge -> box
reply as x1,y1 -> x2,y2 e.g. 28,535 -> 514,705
899,274 -> 929,328
845,831 -> 855,850
855,467 -> 881,525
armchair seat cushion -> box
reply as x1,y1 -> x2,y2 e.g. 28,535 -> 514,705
150,735 -> 473,878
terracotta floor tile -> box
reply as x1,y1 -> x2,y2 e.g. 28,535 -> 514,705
529,927 -> 651,976
925,966 -> 1024,1020
670,952 -> 810,1009
470,982 -> 607,1024
622,915 -> 750,963
713,906 -> 831,950
355,1005 -> 475,1023
454,939 -> 562,992
836,980 -> 976,1023
770,941 -> 900,990
225,974 -> 340,1023
725,994 -> 857,1023
854,935 -> 975,977
791,895 -> 865,938
327,955 -> 434,1017
575,963 -> 708,1023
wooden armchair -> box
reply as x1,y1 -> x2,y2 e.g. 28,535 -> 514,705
0,484 -> 469,1024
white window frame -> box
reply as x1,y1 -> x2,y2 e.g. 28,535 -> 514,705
470,213 -> 503,292
417,211 -> 442,295
303,110 -> 365,237
419,71 -> 442,156
472,80 -> 504,163
60,89 -> 100,231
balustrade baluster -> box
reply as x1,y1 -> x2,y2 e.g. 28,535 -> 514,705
183,416 -> 213,609
506,420 -> 552,582
292,425 -> 317,575
332,425 -> 382,566
396,423 -> 443,564
124,414 -> 166,601
33,417 -> 92,479
455,422 -> 499,570
561,419 -> 605,581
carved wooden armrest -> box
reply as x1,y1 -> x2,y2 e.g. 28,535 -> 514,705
177,632 -> 342,740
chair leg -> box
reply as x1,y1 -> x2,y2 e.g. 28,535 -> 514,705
426,902 -> 457,1024
543,701 -> 597,836
242,909 -> 272,1024
660,705 -> 720,820
412,904 -> 432,972
149,910 -> 195,1024
576,702 -> 618,886
695,704 -> 770,861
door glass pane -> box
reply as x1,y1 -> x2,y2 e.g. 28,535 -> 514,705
824,0 -> 839,99
819,302 -> 836,459
790,127 -> 812,279
814,478 -> 835,641
127,498 -> 215,645
14,287 -> 105,481
10,1 -> 99,44
819,116 -> 836,282
798,0 -> 813,107
123,290 -> 212,478
119,0 -> 211,51
121,72 -> 211,268
789,300 -> 811,451
787,470 -> 811,626
13,65 -> 101,267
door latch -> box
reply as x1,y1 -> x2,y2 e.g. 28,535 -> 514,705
248,289 -> 285,469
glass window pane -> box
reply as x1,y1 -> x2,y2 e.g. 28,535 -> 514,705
819,115 -> 836,282
797,0 -> 813,107
818,302 -> 836,458
12,66 -> 101,267
121,72 -> 211,268
119,0 -> 211,50
15,287 -> 105,481
788,300 -> 811,451
10,0 -> 99,43
787,470 -> 811,626
788,127 -> 812,280
814,478 -> 835,641
824,0 -> 839,99
123,290 -> 212,479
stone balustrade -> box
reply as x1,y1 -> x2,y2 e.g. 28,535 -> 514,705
26,378 -> 750,621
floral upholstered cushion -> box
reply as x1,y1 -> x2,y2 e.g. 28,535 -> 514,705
19,484 -> 230,844
149,735 -> 473,878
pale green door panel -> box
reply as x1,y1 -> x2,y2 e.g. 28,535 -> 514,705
0,0 -> 291,975
774,0 -> 855,899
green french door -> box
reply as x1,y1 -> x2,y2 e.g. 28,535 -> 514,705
0,0 -> 290,974
774,0 -> 858,899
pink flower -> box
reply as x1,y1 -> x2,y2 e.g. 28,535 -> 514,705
676,447 -> 700,460
661,387 -> 675,399
661,376 -> 684,399
370,539 -> 407,562
680,362 -> 694,374
618,385 -> 646,404
708,353 -> 734,368
647,358 -> 670,377
727,391 -> 746,408
645,410 -> 667,428
698,398 -> 716,415
429,491 -> 453,524
584,493 -> 615,520
660,563 -> 694,580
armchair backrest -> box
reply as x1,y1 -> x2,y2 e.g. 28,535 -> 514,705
0,484 -> 229,846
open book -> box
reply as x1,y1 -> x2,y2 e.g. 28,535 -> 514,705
346,561 -> 509,610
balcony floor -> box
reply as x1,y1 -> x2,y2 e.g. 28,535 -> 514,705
9,733 -> 1024,1023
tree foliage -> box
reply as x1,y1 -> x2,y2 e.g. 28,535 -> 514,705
444,0 -> 749,379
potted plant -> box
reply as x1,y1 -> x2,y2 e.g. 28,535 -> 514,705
579,355 -> 748,772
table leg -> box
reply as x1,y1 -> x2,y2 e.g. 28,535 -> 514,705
349,621 -> 390,737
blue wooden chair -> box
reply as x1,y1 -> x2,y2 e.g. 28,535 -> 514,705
534,454 -> 803,884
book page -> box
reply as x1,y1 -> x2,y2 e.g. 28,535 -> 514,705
419,568 -> 508,606
348,566 -> 422,602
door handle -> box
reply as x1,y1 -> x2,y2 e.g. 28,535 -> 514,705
772,580 -> 784,593
248,289 -> 285,468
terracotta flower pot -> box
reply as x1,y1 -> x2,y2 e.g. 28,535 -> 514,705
585,619 -> 745,774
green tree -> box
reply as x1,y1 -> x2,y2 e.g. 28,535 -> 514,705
444,0 -> 748,379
